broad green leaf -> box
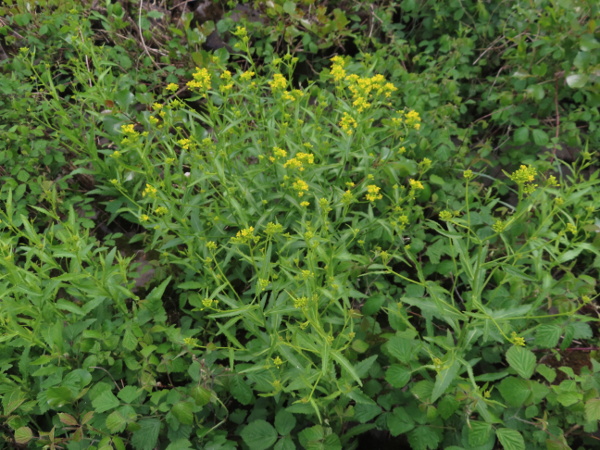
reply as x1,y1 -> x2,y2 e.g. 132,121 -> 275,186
131,418 -> 161,450
408,425 -> 441,450
171,401 -> 194,425
431,359 -> 460,402
353,403 -> 382,423
92,389 -> 120,413
117,386 -> 142,404
190,386 -> 211,406
165,439 -> 193,450
566,74 -> 588,88
275,409 -> 296,435
387,407 -> 415,436
506,345 -> 536,379
3,389 -> 26,415
385,365 -> 411,388
532,129 -> 548,146
122,328 -> 138,351
585,398 -> 600,422
14,427 -> 33,445
106,410 -> 127,433
274,436 -> 296,450
536,364 -> 556,383
230,375 -> 253,405
241,420 -> 278,450
58,413 -> 78,426
534,325 -> 561,348
386,336 -> 414,363
513,127 -> 529,145
438,395 -> 459,420
498,377 -> 530,407
46,387 -> 75,409
468,420 -> 492,446
496,428 -> 525,450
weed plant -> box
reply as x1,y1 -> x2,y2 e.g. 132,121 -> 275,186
0,1 -> 599,449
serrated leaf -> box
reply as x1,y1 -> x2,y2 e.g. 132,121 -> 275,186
534,325 -> 561,348
386,336 -> 414,363
274,436 -> 296,450
117,386 -> 142,404
106,410 -> 127,433
353,403 -> 382,423
431,359 -> 460,402
506,345 -> 536,379
275,409 -> 296,435
498,377 -> 530,407
513,127 -> 529,145
408,425 -> 441,450
532,129 -> 549,146
387,407 -> 415,436
385,364 -> 411,388
585,398 -> 600,422
165,439 -> 193,450
468,420 -> 492,446
131,418 -> 161,450
496,428 -> 525,450
14,427 -> 33,444
241,420 -> 278,450
122,328 -> 138,351
536,364 -> 556,383
58,413 -> 78,426
230,375 -> 253,405
171,401 -> 194,425
46,387 -> 75,408
92,389 -> 120,413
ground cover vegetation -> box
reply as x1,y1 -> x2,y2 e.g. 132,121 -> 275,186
0,0 -> 599,448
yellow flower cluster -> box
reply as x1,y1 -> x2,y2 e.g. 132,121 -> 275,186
240,71 -> 255,81
283,152 -> 314,171
292,179 -> 309,197
165,83 -> 179,92
142,184 -> 158,198
269,73 -> 287,92
330,55 -> 347,82
339,112 -> 358,135
293,296 -> 308,309
187,67 -> 211,92
365,184 -> 382,202
509,164 -> 538,195
282,89 -> 304,102
231,226 -> 259,244
409,179 -> 424,190
265,222 -> 284,235
510,331 -> 526,347
390,110 -> 422,130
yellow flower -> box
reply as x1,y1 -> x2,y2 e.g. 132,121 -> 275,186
142,184 -> 158,198
510,331 -> 526,347
409,179 -> 424,190
273,356 -> 284,368
165,83 -> 179,92
265,222 -> 284,235
339,112 -> 357,135
270,73 -> 287,92
154,206 -> 168,216
240,71 -> 255,81
300,201 -> 310,207
187,67 -> 212,92
365,184 -> 383,202
292,179 -> 309,197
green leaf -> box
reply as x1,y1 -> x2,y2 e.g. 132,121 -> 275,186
46,387 -> 75,409
3,389 -> 26,415
275,409 -> 296,435
283,1 -> 296,14
468,420 -> 492,446
353,403 -> 382,423
117,386 -> 142,404
190,386 -> 212,406
274,436 -> 296,450
513,127 -> 529,145
498,377 -> 530,407
387,407 -> 415,436
386,336 -> 414,363
241,420 -> 278,450
131,418 -> 161,450
122,328 -> 138,351
106,410 -> 127,433
506,345 -> 536,379
532,129 -> 549,146
14,427 -> 33,445
438,395 -> 459,420
230,375 -> 253,405
536,364 -> 556,383
331,350 -> 362,386
496,428 -> 525,450
585,398 -> 600,422
566,74 -> 588,88
408,426 -> 441,450
92,389 -> 120,413
385,364 -> 411,388
534,325 -> 561,348
171,401 -> 194,425
431,359 -> 460,402
165,439 -> 193,450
